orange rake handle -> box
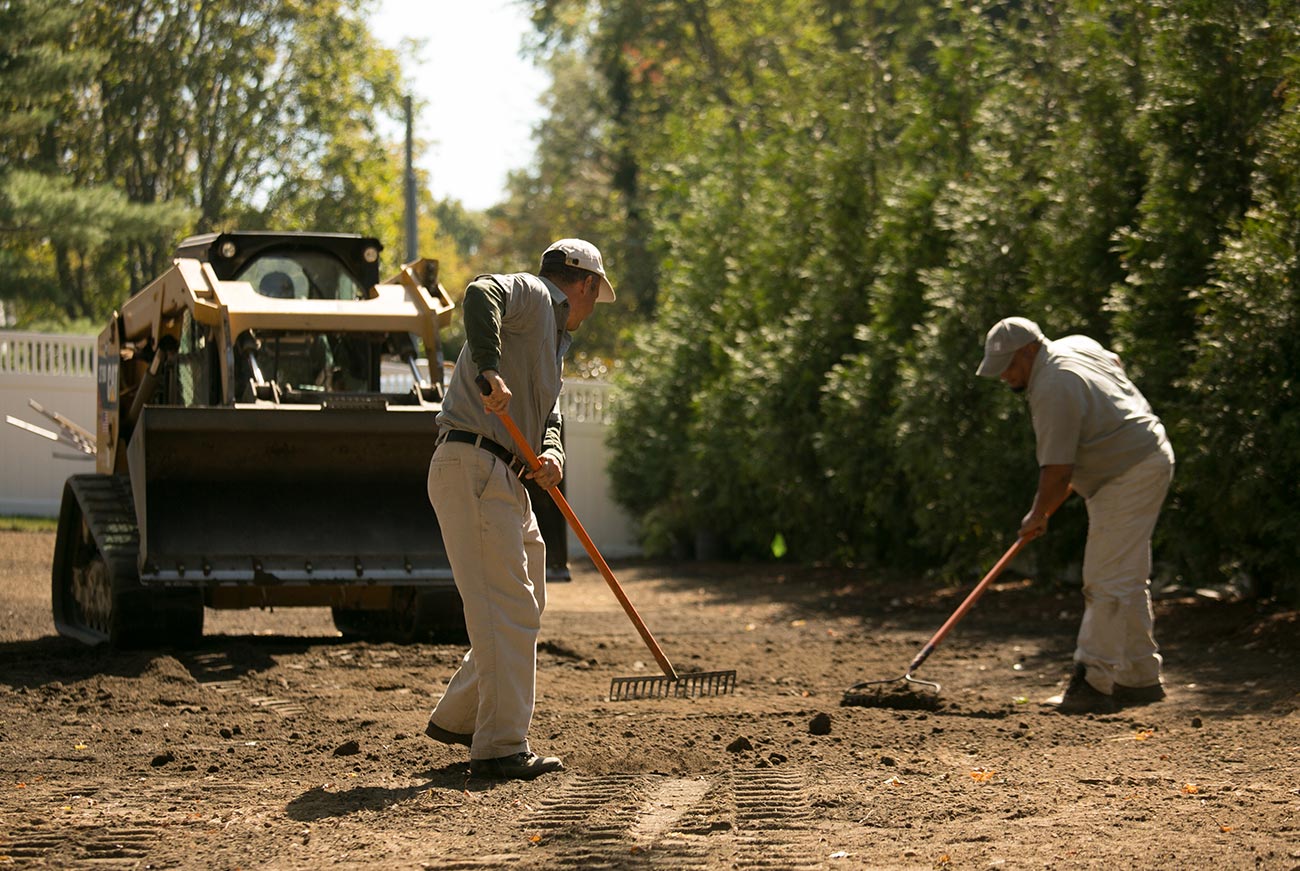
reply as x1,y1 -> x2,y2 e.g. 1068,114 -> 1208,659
904,537 -> 1027,675
904,488 -> 1073,676
477,376 -> 679,681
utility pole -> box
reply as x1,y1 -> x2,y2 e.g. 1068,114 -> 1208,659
403,94 -> 418,264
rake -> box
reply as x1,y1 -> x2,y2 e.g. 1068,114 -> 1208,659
843,493 -> 1070,709
476,375 -> 736,700
841,535 -> 1028,708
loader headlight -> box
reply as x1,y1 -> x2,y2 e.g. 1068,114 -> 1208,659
363,246 -> 379,264
220,241 -> 237,259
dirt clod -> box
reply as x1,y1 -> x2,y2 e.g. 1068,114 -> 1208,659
809,712 -> 832,735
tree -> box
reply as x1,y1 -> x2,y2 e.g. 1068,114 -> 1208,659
0,0 -> 191,325
1,0 -> 422,327
1180,54 -> 1300,600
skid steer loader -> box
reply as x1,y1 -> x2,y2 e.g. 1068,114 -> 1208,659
50,230 -> 480,647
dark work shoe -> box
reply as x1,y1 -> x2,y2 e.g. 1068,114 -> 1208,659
424,720 -> 473,748
1113,682 -> 1166,707
1054,664 -> 1118,715
470,752 -> 564,781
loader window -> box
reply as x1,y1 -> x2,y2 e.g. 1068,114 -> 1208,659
237,250 -> 365,301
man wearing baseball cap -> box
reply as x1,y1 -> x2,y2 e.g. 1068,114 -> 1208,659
423,238 -> 614,779
978,317 -> 1175,714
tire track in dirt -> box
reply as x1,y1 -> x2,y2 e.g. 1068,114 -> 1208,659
183,651 -> 306,717
0,777 -> 277,868
730,767 -> 821,869
0,823 -> 158,868
426,767 -> 823,869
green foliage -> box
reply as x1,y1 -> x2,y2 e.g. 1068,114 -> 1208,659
536,0 -> 1300,600
0,0 -> 431,327
0,515 -> 59,533
1178,69 -> 1300,599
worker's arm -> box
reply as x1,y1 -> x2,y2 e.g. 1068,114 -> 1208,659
463,278 -> 510,413
462,278 -> 507,374
528,405 -> 565,489
1020,464 -> 1074,540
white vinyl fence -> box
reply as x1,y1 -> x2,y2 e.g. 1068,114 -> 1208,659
0,331 -> 639,558
0,332 -> 98,516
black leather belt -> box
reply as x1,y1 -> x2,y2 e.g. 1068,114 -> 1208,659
438,429 -> 529,477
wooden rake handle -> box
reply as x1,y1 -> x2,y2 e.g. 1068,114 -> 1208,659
905,487 -> 1073,675
476,375 -> 679,681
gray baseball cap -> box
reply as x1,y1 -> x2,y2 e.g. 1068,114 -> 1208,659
541,238 -> 615,302
977,317 -> 1045,377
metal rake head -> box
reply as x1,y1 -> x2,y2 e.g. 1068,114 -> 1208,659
609,669 -> 737,701
840,672 -> 942,710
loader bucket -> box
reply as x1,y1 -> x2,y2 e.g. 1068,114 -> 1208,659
126,405 -> 449,586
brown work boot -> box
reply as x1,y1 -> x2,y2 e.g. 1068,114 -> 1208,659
470,752 -> 564,781
1053,664 -> 1118,715
1113,682 -> 1166,707
424,720 -> 472,748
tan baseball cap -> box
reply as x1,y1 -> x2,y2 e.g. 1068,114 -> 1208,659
977,317 -> 1045,377
541,238 -> 615,302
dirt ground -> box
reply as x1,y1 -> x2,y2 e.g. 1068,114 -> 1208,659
0,529 -> 1296,870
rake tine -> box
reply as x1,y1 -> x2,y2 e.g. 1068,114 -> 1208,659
609,669 -> 737,701
848,672 -> 942,695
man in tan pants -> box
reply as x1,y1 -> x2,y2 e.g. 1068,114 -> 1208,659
424,239 -> 614,779
977,317 -> 1175,715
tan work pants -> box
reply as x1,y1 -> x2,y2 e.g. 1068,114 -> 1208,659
1077,442 -> 1175,693
426,441 -> 547,759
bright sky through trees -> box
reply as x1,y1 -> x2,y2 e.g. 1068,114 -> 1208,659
370,0 -> 550,211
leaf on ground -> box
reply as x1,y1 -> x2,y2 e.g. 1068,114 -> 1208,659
970,768 -> 996,782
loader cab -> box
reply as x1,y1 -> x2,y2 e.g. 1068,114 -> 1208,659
166,231 -> 440,407
240,250 -> 367,302
175,231 -> 383,292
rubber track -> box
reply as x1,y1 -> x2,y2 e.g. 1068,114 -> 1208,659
66,474 -> 201,646
68,474 -> 140,590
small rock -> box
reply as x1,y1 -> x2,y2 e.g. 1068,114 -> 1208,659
1191,717 -> 1202,728
880,756 -> 896,767
333,740 -> 361,757
809,713 -> 832,735
726,736 -> 753,753
150,751 -> 175,767
769,753 -> 788,765
219,728 -> 233,739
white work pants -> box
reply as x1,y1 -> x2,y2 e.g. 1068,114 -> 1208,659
1077,442 -> 1175,693
426,441 -> 547,759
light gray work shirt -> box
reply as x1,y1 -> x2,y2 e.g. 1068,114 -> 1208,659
437,272 -> 570,469
1026,336 -> 1171,498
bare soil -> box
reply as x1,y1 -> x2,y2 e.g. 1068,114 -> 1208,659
0,530 -> 1296,870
